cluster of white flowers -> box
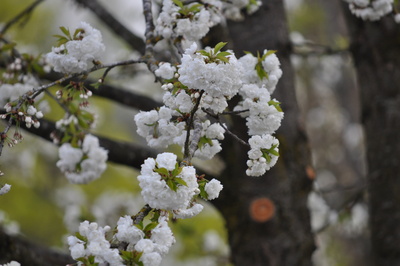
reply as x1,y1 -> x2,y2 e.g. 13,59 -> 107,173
204,178 -> 223,200
239,50 -> 283,94
56,134 -> 108,183
0,261 -> 21,266
234,84 -> 283,136
178,43 -> 243,102
344,0 -> 393,21
246,134 -> 279,176
155,0 -> 222,41
46,22 -> 105,74
135,107 -> 186,149
0,74 -> 39,106
136,43 -> 283,176
138,152 -> 200,211
193,120 -> 225,160
68,221 -> 122,265
116,215 -> 176,266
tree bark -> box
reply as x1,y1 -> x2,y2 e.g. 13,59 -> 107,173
0,228 -> 73,266
341,3 -> 400,266
213,1 -> 315,265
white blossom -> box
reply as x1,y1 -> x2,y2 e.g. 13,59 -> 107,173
156,0 -> 222,41
155,62 -> 176,80
46,22 -> 105,73
234,84 -> 283,136
68,221 -> 123,265
134,107 -> 186,149
246,134 -> 279,176
115,215 -> 144,245
238,50 -> 282,94
56,134 -> 108,184
344,0 -> 393,21
178,42 -> 243,102
137,153 -> 200,211
205,179 -> 223,200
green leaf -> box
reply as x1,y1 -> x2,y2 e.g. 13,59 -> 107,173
261,50 -> 277,61
144,222 -> 158,232
216,55 -> 230,63
268,100 -> 283,112
171,164 -> 182,178
189,3 -> 203,13
214,42 -> 227,54
172,0 -> 184,8
154,167 -> 169,177
255,63 -> 268,80
59,26 -> 71,39
198,136 -> 213,148
175,178 -> 188,187
120,250 -> 134,261
167,179 -> 177,192
216,51 -> 231,57
198,50 -> 210,57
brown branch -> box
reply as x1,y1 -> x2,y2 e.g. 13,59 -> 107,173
73,0 -> 145,54
0,110 -> 158,169
0,227 -> 73,266
41,71 -> 162,111
0,0 -> 45,35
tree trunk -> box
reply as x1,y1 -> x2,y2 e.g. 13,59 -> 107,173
213,1 -> 315,265
341,4 -> 400,266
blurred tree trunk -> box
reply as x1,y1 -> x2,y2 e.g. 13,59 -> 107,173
341,4 -> 400,266
213,0 -> 315,265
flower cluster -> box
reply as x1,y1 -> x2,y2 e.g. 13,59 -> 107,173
138,153 -> 200,211
46,22 -> 105,73
0,74 -> 39,106
135,43 -> 283,176
246,134 -> 279,176
344,0 -> 393,21
155,0 -> 222,42
56,134 -> 108,184
116,215 -> 176,266
68,221 -> 122,265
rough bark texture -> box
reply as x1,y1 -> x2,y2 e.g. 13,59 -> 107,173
212,1 -> 315,265
0,228 -> 73,266
341,4 -> 400,266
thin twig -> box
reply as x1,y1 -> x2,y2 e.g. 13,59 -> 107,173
202,108 -> 250,147
142,0 -> 162,79
132,205 -> 152,224
0,0 -> 45,35
183,91 -> 205,163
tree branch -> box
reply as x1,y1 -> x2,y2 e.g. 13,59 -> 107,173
0,0 -> 45,35
41,71 -> 162,111
0,227 -> 73,266
72,0 -> 145,54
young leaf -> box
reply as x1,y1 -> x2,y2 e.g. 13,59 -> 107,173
268,100 -> 282,112
172,0 -> 184,8
154,167 -> 170,177
167,179 -> 177,191
59,26 -> 71,39
175,178 -> 188,187
214,42 -> 227,54
261,50 -> 277,61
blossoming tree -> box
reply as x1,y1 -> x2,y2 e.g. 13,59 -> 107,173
1,0 -> 399,265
